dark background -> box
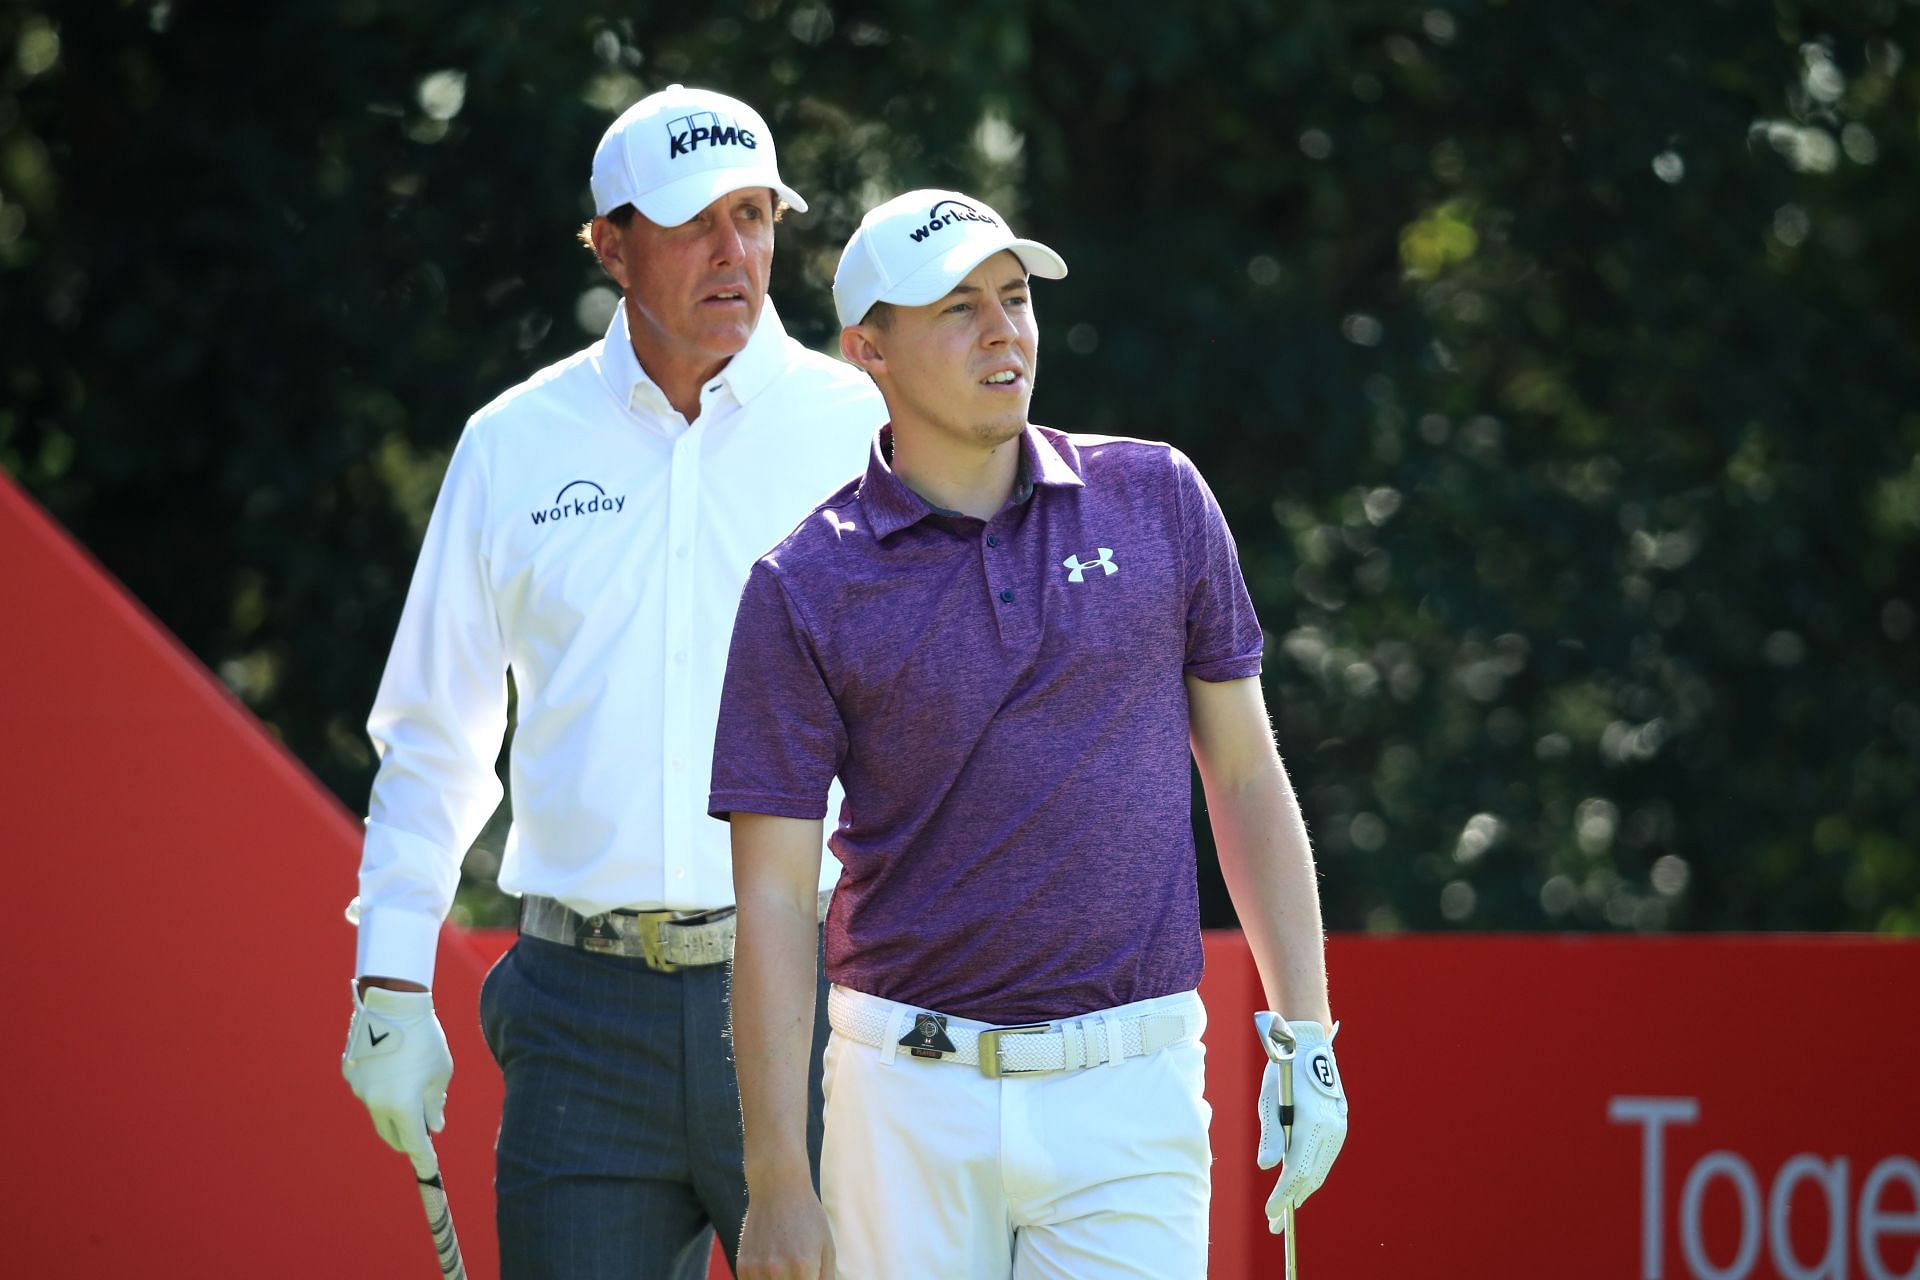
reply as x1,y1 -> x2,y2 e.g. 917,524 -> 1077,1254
4,1 -> 1915,933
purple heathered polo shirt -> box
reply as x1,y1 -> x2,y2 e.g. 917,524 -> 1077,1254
710,424 -> 1264,1023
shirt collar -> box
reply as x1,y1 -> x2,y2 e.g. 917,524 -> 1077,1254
595,296 -> 791,417
859,424 -> 1085,541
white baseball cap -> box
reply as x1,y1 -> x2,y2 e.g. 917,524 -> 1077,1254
590,84 -> 807,226
832,188 -> 1068,328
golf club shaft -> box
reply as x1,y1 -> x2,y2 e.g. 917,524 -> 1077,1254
1281,1044 -> 1298,1280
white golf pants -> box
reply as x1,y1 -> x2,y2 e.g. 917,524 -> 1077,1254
820,985 -> 1212,1280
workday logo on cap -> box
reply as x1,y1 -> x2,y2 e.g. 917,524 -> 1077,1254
906,198 -> 1002,244
665,110 -> 758,158
833,187 -> 1069,328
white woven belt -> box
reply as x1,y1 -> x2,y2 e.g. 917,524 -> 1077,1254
827,986 -> 1197,1078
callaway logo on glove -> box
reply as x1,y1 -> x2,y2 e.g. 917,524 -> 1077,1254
341,983 -> 453,1179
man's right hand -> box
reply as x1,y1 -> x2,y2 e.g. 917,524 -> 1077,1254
737,1181 -> 835,1280
340,980 -> 453,1177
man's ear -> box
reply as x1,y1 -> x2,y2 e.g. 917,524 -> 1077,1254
589,217 -> 632,291
840,325 -> 885,376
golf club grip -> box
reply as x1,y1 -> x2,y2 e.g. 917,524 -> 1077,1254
416,1167 -> 468,1279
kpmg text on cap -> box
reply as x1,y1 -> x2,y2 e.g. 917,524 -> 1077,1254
667,112 -> 758,158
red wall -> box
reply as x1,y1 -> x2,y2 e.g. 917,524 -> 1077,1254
0,473 -> 502,1278
1255,933 -> 1920,1280
5,470 -> 1917,1280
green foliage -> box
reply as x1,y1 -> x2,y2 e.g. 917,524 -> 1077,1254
4,1 -> 1915,933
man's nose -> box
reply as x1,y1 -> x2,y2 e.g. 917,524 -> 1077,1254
979,298 -> 1017,343
710,218 -> 745,264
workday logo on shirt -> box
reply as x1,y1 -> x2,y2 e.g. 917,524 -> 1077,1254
530,480 -> 627,527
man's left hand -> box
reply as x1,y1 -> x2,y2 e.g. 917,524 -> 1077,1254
1254,1013 -> 1349,1234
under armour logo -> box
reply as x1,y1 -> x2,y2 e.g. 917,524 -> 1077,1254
1062,548 -> 1118,583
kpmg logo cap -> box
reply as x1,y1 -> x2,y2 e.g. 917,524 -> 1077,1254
591,84 -> 805,226
833,187 -> 1068,328
666,110 -> 757,158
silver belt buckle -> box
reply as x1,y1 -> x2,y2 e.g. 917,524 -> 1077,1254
976,1023 -> 1053,1078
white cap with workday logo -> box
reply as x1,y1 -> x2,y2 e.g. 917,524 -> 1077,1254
590,84 -> 807,227
832,188 -> 1068,328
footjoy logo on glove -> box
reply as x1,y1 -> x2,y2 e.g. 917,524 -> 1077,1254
1311,1052 -> 1336,1092
530,480 -> 628,527
666,111 -> 757,157
907,198 -> 1001,244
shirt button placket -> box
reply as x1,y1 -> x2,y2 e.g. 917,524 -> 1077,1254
987,529 -> 1010,601
985,521 -> 1028,645
984,527 -> 1008,603
662,433 -> 701,902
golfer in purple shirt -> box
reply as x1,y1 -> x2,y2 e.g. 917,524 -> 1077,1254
712,189 -> 1350,1280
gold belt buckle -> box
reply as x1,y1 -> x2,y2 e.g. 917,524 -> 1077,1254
629,910 -> 678,973
976,1023 -> 1053,1078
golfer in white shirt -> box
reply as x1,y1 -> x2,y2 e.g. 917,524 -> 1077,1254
339,84 -> 884,1278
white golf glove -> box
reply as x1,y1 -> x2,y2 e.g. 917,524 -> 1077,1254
341,982 -> 452,1177
1254,1012 -> 1349,1234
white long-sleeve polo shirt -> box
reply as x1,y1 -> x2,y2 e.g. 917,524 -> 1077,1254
353,298 -> 886,986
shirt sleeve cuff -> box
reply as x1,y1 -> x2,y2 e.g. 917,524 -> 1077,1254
1184,655 -> 1264,683
354,905 -> 446,988
708,790 -> 830,822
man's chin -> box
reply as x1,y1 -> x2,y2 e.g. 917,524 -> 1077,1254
691,307 -> 760,351
973,411 -> 1029,447
702,316 -> 755,343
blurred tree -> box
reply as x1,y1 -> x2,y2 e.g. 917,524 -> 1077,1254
3,1 -> 1914,932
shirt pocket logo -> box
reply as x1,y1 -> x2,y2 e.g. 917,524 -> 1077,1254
529,479 -> 627,528
1062,547 -> 1118,583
